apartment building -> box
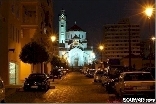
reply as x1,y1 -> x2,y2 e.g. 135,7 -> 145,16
0,0 -> 54,85
103,18 -> 141,60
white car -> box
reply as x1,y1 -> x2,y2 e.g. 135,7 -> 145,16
114,71 -> 155,98
0,77 -> 5,103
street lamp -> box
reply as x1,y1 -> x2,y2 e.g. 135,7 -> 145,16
99,45 -> 104,68
151,36 -> 156,42
145,7 -> 154,19
51,36 -> 56,42
144,6 -> 154,69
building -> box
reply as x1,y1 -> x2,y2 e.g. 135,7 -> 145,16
0,0 -> 54,85
140,39 -> 155,68
103,18 -> 141,61
58,9 -> 95,68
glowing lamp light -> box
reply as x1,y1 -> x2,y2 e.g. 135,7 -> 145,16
145,7 -> 154,18
51,36 -> 56,42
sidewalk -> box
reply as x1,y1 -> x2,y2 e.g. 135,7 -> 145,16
5,75 -> 66,96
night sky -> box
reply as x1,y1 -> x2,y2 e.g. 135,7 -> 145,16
53,0 -> 155,47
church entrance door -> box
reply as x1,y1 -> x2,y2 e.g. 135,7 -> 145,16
74,58 -> 78,67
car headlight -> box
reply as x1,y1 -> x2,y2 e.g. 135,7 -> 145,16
24,82 -> 29,85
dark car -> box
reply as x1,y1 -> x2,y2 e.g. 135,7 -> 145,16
86,69 -> 96,78
104,78 -> 119,94
94,70 -> 104,82
23,73 -> 50,91
50,70 -> 62,79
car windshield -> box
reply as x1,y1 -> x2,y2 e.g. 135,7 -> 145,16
124,73 -> 154,81
89,70 -> 95,73
28,74 -> 46,79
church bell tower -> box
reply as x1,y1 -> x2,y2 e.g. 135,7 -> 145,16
59,9 -> 66,44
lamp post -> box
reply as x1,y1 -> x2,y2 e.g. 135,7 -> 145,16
145,6 -> 153,69
50,35 -> 56,82
149,37 -> 155,68
99,45 -> 104,68
50,35 -> 56,52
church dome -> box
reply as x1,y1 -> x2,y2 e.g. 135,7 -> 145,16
67,22 -> 84,31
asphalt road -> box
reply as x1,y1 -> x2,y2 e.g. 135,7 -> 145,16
5,72 -> 118,103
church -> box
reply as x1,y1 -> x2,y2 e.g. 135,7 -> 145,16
58,9 -> 95,68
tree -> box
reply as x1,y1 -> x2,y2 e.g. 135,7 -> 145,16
50,55 -> 61,67
19,41 -> 49,73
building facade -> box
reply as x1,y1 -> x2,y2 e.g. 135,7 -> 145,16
103,18 -> 141,60
58,10 -> 95,68
0,0 -> 54,85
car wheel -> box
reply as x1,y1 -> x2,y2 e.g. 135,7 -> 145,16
114,89 -> 119,99
119,89 -> 123,98
1,99 -> 5,103
44,85 -> 48,91
23,87 -> 28,91
107,87 -> 113,94
48,81 -> 50,89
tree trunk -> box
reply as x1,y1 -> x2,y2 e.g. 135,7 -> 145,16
32,64 -> 34,73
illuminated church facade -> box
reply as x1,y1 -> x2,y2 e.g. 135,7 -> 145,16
58,9 -> 95,68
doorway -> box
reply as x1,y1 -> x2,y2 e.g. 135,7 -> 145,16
9,62 -> 18,85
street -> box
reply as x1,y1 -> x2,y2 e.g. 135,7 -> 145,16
5,71 -> 118,103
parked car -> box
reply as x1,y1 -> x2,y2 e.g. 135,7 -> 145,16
0,77 -> 5,103
141,67 -> 155,79
23,73 -> 50,91
104,78 -> 119,94
86,69 -> 96,78
114,71 -> 155,98
94,70 -> 104,82
50,69 -> 62,79
101,75 -> 110,86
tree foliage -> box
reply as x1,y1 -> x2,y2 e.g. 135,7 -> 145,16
50,55 -> 61,67
19,41 -> 49,64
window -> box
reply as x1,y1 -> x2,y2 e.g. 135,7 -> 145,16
61,25 -> 64,27
124,73 -> 154,81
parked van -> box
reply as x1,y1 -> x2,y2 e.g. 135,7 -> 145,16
0,77 -> 5,103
